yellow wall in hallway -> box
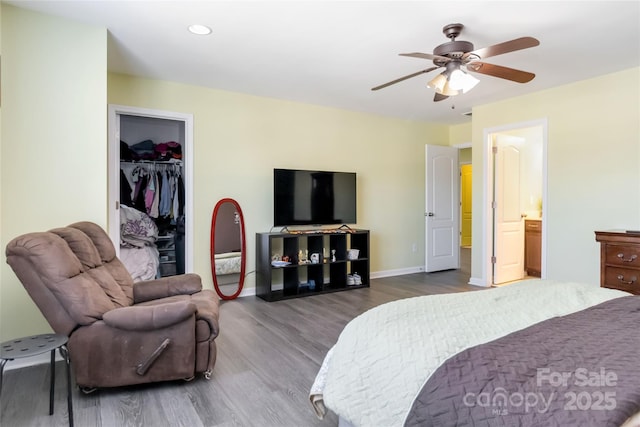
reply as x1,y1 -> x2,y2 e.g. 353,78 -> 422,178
460,164 -> 472,247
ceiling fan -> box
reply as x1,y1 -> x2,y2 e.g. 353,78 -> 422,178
371,23 -> 540,102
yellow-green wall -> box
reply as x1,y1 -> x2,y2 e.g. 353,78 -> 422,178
449,122 -> 472,146
108,73 -> 449,293
470,67 -> 640,285
1,5 -> 107,340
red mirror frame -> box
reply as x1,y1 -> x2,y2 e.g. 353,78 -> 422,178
210,198 -> 246,300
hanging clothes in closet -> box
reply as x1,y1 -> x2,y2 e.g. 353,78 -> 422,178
120,161 -> 185,229
119,136 -> 186,279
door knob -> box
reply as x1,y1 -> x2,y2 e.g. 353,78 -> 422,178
426,212 -> 435,217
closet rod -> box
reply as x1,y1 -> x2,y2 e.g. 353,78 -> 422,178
121,160 -> 183,166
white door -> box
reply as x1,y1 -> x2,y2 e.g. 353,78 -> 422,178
425,145 -> 460,272
493,141 -> 525,284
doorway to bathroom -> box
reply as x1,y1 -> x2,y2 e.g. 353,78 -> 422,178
484,120 -> 547,286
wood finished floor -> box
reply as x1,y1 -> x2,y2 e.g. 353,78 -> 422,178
1,250 -> 478,427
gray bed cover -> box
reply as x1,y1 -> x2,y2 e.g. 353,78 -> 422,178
405,296 -> 640,427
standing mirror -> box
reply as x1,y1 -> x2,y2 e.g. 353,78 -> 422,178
210,198 -> 246,300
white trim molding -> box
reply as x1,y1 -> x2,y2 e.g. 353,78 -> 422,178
468,277 -> 488,287
371,267 -> 425,279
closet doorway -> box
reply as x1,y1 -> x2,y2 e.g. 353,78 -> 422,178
108,105 -> 194,279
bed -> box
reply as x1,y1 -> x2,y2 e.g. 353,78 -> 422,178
213,251 -> 243,289
214,251 -> 243,276
120,245 -> 159,282
309,279 -> 640,427
119,204 -> 160,281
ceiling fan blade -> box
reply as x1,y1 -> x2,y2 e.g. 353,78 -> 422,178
400,52 -> 451,62
466,62 -> 535,83
434,93 -> 448,102
371,67 -> 439,91
464,37 -> 539,60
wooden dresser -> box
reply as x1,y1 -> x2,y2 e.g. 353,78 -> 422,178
525,219 -> 542,277
594,230 -> 640,295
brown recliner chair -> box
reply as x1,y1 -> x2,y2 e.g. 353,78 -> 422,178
5,221 -> 220,390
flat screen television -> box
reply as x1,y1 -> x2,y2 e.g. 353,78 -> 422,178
274,168 -> 357,227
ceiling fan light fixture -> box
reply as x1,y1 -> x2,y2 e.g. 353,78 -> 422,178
428,74 -> 460,96
449,68 -> 479,93
427,73 -> 447,92
439,81 -> 460,97
427,62 -> 478,97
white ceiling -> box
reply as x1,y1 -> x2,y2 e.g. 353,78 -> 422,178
7,1 -> 640,124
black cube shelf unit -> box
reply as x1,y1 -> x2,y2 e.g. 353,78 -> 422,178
256,229 -> 370,301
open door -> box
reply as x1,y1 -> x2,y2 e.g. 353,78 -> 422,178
425,145 -> 460,272
492,139 -> 525,284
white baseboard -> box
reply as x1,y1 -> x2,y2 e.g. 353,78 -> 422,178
468,277 -> 489,287
237,287 -> 257,297
371,266 -> 425,279
217,283 -> 256,298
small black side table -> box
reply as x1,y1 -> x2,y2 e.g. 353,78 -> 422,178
0,333 -> 73,427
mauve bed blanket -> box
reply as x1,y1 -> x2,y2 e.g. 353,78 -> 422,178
404,296 -> 640,427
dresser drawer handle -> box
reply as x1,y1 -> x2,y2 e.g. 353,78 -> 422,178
617,274 -> 637,285
616,253 -> 638,263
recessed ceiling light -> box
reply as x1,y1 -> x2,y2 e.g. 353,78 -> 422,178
188,24 -> 212,35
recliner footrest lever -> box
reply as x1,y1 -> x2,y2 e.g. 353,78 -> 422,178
136,338 -> 170,376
